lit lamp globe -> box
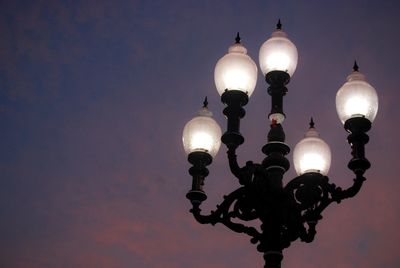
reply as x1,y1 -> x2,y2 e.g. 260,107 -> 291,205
182,100 -> 222,159
293,120 -> 332,176
259,21 -> 298,77
214,33 -> 258,97
336,62 -> 379,124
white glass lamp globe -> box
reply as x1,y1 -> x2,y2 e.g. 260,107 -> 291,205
259,22 -> 298,77
182,102 -> 222,158
336,63 -> 379,124
293,120 -> 332,176
214,34 -> 258,96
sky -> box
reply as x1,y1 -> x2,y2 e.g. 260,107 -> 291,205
0,0 -> 399,267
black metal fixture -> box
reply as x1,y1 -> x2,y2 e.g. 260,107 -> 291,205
182,21 -> 378,268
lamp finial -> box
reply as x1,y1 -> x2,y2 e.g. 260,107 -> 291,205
353,61 -> 359,72
235,32 -> 241,44
309,117 -> 315,128
203,96 -> 208,108
277,19 -> 282,30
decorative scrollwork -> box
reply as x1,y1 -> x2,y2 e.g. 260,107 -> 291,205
188,149 -> 368,259
190,187 -> 261,243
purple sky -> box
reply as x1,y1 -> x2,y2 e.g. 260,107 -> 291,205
1,1 -> 399,267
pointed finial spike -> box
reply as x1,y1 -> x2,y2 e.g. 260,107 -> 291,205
353,61 -> 359,72
203,96 -> 208,108
276,19 -> 282,30
235,32 -> 241,44
309,117 -> 315,128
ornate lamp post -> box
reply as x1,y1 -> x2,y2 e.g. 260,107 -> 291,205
182,21 -> 378,268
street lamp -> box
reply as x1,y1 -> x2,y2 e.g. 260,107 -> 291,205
182,20 -> 378,268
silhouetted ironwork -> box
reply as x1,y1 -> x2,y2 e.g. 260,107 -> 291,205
185,69 -> 372,268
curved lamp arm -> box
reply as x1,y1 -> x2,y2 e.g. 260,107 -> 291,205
330,117 -> 371,203
189,187 -> 261,243
331,174 -> 366,203
227,147 -> 243,181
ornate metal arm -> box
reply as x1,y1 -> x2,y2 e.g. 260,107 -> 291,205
283,172 -> 366,246
330,174 -> 366,203
189,187 -> 261,243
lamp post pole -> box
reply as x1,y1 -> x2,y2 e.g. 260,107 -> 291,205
182,21 -> 378,268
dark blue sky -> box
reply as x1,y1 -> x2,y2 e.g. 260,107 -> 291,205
1,1 -> 399,267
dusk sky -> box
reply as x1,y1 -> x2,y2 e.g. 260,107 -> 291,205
1,1 -> 400,267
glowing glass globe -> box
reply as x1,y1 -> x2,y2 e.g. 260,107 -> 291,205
336,64 -> 378,124
259,25 -> 298,77
293,121 -> 331,175
214,35 -> 258,96
182,104 -> 222,158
